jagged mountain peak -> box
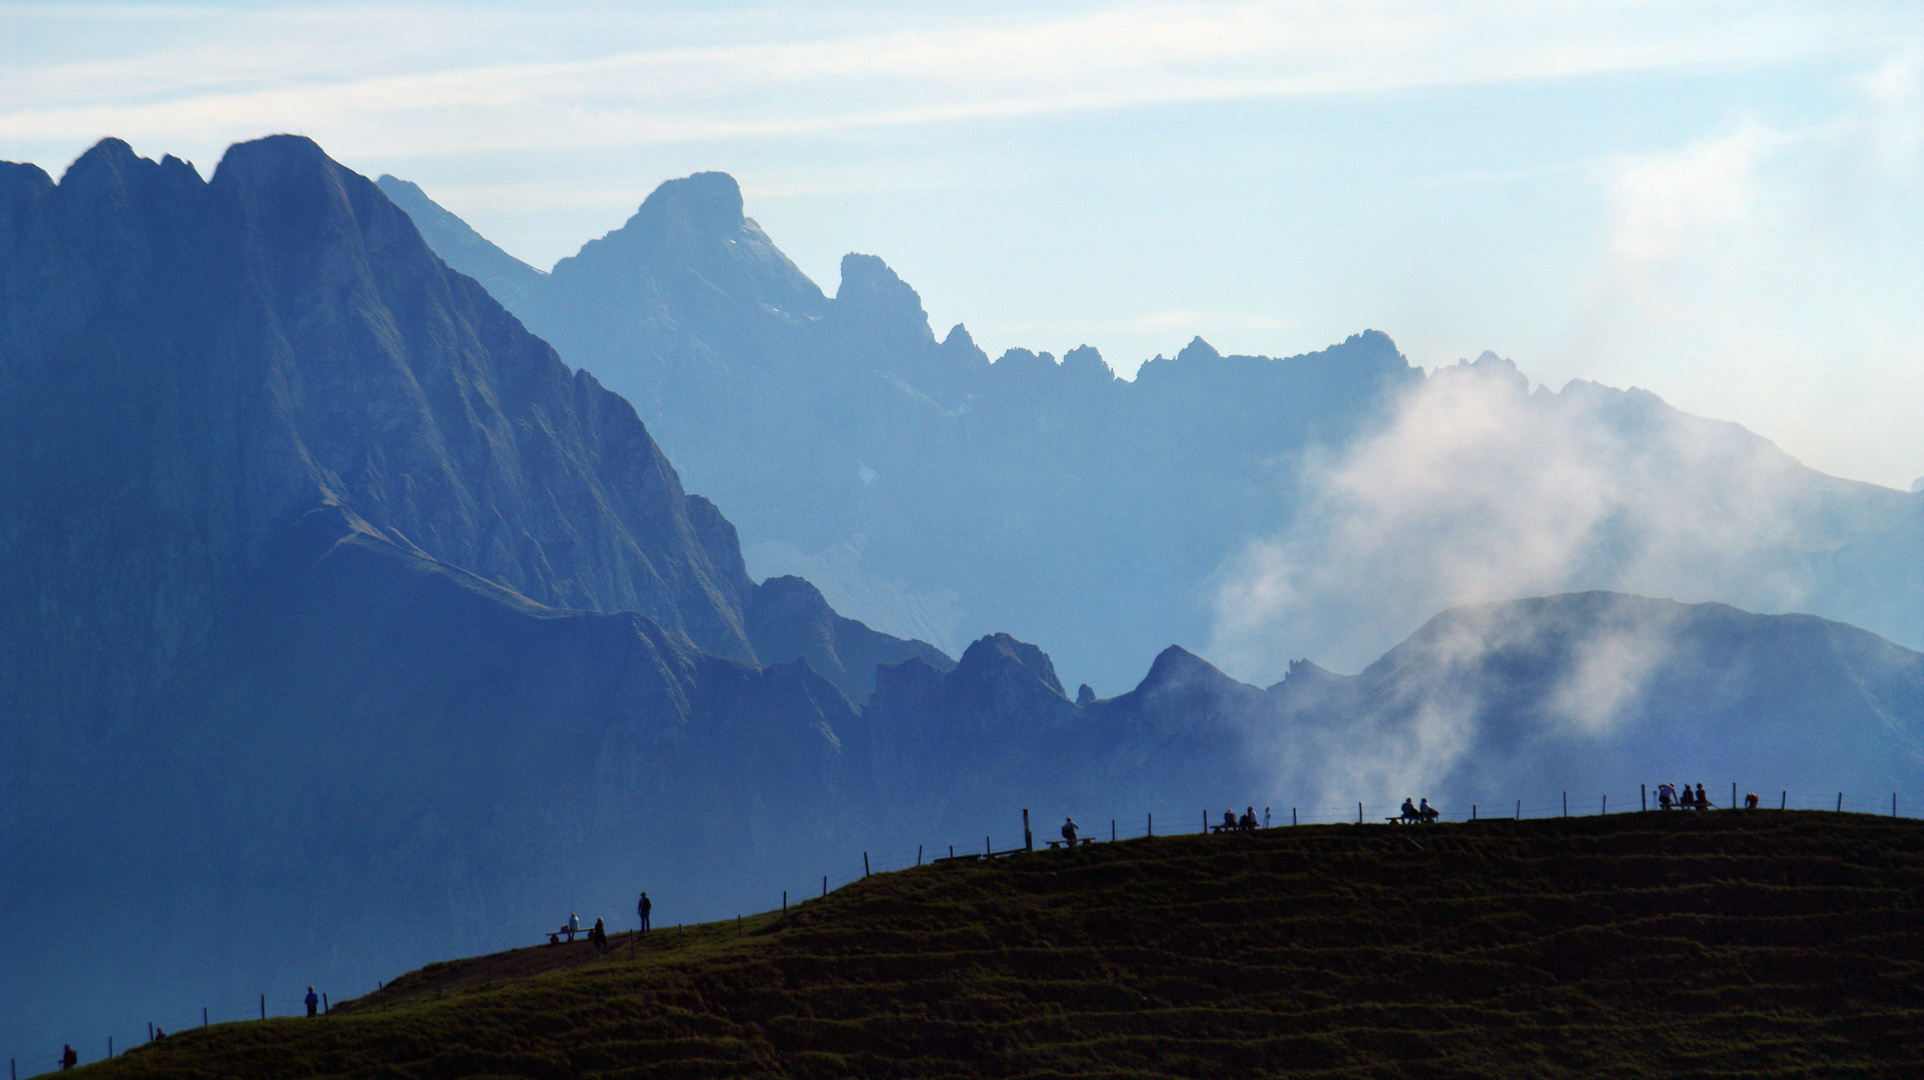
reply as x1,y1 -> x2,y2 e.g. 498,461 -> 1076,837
637,170 -> 746,236
954,632 -> 1067,698
1176,335 -> 1221,363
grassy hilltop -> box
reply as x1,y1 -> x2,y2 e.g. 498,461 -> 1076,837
88,812 -> 1924,1079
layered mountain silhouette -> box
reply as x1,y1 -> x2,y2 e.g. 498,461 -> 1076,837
0,138 -> 938,1055
6,138 -> 1923,1066
381,172 -> 1924,688
378,173 -> 1422,687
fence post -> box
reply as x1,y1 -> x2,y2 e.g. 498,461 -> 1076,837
260,994 -> 265,1020
1203,809 -> 1208,834
1292,807 -> 1297,826
1562,791 -> 1567,817
1602,794 -> 1607,815
863,852 -> 870,877
985,835 -> 990,855
1641,784 -> 1647,812
1838,792 -> 1843,812
1265,807 -> 1271,828
1515,800 -> 1520,820
203,1007 -> 208,1028
822,875 -> 827,897
1023,809 -> 1033,851
783,890 -> 787,912
1472,804 -> 1477,821
148,1022 -> 153,1043
1112,820 -> 1116,842
1780,791 -> 1786,810
917,845 -> 923,866
1358,802 -> 1363,824
1733,782 -> 1737,810
1148,813 -> 1153,836
323,994 -> 329,1014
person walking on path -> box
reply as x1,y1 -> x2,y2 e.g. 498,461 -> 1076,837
638,892 -> 652,933
60,1044 -> 78,1070
591,917 -> 609,955
306,986 -> 319,1017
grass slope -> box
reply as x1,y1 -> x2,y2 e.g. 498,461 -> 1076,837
88,812 -> 1924,1078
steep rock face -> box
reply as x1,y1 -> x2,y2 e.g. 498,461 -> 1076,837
0,136 -> 757,692
1,138 -> 931,1056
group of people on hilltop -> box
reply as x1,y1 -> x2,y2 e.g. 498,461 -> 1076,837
1657,782 -> 1713,810
1400,797 -> 1441,823
1221,807 -> 1261,831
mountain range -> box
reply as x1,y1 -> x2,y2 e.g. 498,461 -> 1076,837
2,137 -> 1921,1063
380,172 -> 1924,688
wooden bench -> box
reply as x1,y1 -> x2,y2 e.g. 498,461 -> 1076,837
1046,838 -> 1094,849
1385,814 -> 1437,825
546,925 -> 586,945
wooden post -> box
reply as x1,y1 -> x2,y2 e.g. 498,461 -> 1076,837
917,845 -> 922,866
1472,804 -> 1476,820
1023,808 -> 1032,851
203,1007 -> 208,1028
783,890 -> 787,912
1781,791 -> 1786,810
1357,802 -> 1362,824
1292,807 -> 1297,826
863,852 -> 870,877
1148,813 -> 1152,836
1641,784 -> 1646,812
1265,807 -> 1270,828
823,875 -> 827,896
1203,809 -> 1208,834
1112,820 -> 1116,842
323,994 -> 329,1014
148,1022 -> 153,1043
260,994 -> 265,1020
1733,782 -> 1737,810
1562,791 -> 1567,817
1838,792 -> 1844,812
985,835 -> 990,855
1602,794 -> 1607,815
1515,800 -> 1520,820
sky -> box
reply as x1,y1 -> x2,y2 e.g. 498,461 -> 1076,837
4,0 -> 1922,488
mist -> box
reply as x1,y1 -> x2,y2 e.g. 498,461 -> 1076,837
1207,352 -> 1912,683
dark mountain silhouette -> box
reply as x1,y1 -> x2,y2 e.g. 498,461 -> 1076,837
0,137 -> 936,1057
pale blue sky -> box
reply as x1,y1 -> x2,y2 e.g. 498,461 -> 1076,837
5,1 -> 1922,486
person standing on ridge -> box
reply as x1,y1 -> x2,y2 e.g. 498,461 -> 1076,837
306,986 -> 319,1017
61,1044 -> 78,1070
638,892 -> 652,933
591,917 -> 609,955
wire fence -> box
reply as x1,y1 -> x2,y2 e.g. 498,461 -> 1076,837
14,785 -> 1921,1079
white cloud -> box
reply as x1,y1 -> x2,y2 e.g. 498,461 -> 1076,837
1205,354 -> 1865,681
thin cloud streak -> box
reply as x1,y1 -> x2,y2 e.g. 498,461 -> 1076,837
4,1 -> 1915,165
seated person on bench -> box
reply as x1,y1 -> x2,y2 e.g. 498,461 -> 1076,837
1061,817 -> 1079,845
1223,809 -> 1238,832
1239,806 -> 1257,831
1400,798 -> 1419,823
1419,798 -> 1439,823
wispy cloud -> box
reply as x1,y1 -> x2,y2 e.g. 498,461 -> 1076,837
4,1 -> 1914,169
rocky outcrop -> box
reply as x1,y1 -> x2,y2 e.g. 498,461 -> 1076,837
746,575 -> 953,703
